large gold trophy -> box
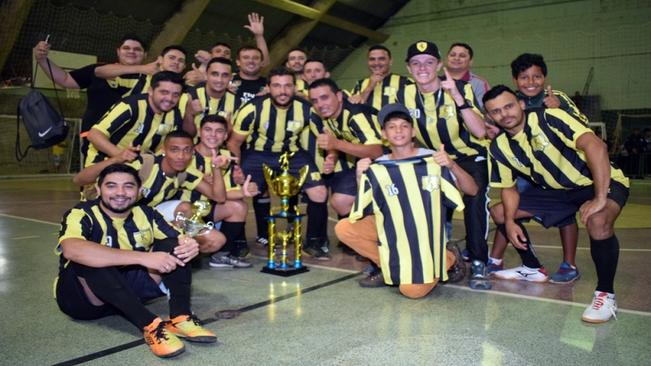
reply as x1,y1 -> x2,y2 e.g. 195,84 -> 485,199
260,152 -> 310,276
174,200 -> 215,237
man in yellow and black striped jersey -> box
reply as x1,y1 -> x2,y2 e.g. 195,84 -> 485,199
285,48 -> 308,96
307,78 -> 383,254
396,40 -> 491,290
488,53 -> 590,283
228,67 -> 331,260
56,164 -> 216,358
85,71 -> 184,167
348,44 -> 412,110
483,85 -> 629,324
178,115 -> 259,268
75,130 -> 228,255
183,57 -> 241,136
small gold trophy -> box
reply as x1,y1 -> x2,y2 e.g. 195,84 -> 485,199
174,200 -> 215,237
261,152 -> 310,276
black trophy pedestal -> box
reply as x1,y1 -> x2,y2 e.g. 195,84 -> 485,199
261,265 -> 309,277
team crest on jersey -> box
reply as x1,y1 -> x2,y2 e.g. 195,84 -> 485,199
135,123 -> 144,134
385,183 -> 399,196
383,86 -> 396,96
310,172 -> 321,181
141,187 -> 151,197
157,122 -> 173,135
263,120 -> 269,130
133,229 -> 153,247
421,175 -> 440,192
510,156 -> 525,168
217,110 -> 229,118
531,133 -> 550,152
286,120 -> 303,132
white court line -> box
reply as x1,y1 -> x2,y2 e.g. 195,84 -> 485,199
3,212 -> 651,316
11,235 -> 41,240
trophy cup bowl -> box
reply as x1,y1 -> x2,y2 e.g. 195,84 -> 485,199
175,200 -> 215,237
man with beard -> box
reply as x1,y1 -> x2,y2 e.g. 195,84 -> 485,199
85,71 -> 184,167
349,45 -> 411,110
56,164 -> 216,358
483,85 -> 629,323
75,130 -> 228,254
183,57 -> 241,136
228,67 -> 330,259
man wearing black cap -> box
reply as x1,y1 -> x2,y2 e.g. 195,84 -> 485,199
396,40 -> 491,290
335,103 -> 477,296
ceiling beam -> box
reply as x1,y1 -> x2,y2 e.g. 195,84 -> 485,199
251,0 -> 389,43
264,0 -> 337,71
0,0 -> 35,75
146,0 -> 211,61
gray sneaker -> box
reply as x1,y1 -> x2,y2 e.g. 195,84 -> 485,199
468,260 -> 491,290
209,254 -> 252,269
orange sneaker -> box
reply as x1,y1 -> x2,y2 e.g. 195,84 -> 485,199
166,314 -> 217,343
143,317 -> 185,358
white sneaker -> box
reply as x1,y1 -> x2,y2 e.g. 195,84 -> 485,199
582,292 -> 618,323
493,265 -> 548,282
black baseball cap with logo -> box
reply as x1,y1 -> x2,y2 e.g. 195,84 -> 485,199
405,40 -> 441,62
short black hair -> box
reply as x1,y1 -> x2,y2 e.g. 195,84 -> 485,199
511,53 -> 547,78
211,42 -> 232,51
308,78 -> 340,93
482,85 -> 518,106
382,111 -> 413,128
206,57 -> 232,70
150,71 -> 184,90
448,42 -> 474,59
304,58 -> 327,69
268,67 -> 295,83
200,114 -> 228,128
118,33 -> 146,50
164,129 -> 194,143
161,45 -> 187,58
97,164 -> 141,188
368,44 -> 391,58
288,47 -> 308,56
236,46 -> 263,60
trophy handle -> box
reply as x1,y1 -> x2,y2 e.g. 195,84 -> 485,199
296,165 -> 309,188
262,164 -> 276,194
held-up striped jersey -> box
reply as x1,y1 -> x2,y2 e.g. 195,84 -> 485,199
489,108 -> 629,189
350,154 -> 464,285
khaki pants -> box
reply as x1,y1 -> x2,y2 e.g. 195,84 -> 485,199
335,216 -> 455,299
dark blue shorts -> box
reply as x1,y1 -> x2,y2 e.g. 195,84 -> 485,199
323,169 -> 357,196
240,150 -> 324,193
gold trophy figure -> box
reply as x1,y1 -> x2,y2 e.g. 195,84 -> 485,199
261,152 -> 310,276
174,200 -> 215,237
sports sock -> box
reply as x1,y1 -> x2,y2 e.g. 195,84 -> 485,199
590,235 -> 619,294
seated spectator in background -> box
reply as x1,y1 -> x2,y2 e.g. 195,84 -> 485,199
625,128 -> 647,178
445,42 -> 490,111
56,164 -> 216,358
335,103 -> 477,298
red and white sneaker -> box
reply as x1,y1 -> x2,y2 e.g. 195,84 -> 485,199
582,291 -> 618,323
493,265 -> 548,282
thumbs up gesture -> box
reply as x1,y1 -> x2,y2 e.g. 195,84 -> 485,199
317,129 -> 339,151
543,85 -> 561,108
432,144 -> 454,168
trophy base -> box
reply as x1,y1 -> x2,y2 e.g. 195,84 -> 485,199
261,265 -> 310,277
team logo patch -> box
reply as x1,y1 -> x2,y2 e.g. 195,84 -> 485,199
157,122 -> 173,135
141,187 -> 151,197
510,156 -> 525,168
310,172 -> 321,181
135,123 -> 144,134
416,42 -> 428,52
134,229 -> 153,247
286,120 -> 303,132
421,175 -> 440,192
531,133 -> 550,152
383,86 -> 396,96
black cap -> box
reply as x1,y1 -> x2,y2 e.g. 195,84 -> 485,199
405,40 -> 440,62
378,103 -> 412,127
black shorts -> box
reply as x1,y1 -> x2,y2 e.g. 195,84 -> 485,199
517,181 -> 629,228
55,263 -> 164,321
323,169 -> 357,196
240,150 -> 324,193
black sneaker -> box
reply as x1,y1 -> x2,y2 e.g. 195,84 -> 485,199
303,237 -> 331,261
338,242 -> 357,256
359,269 -> 385,288
445,243 -> 466,283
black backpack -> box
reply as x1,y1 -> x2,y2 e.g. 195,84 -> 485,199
15,59 -> 69,161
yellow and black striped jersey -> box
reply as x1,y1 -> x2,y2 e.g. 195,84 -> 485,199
516,89 -> 588,125
301,101 -> 382,172
57,200 -> 180,254
295,78 -> 308,97
396,78 -> 486,159
85,94 -> 183,167
351,73 -> 412,110
128,153 -> 204,207
187,83 -> 241,132
489,108 -> 629,190
175,149 -> 239,203
350,155 -> 464,285
232,95 -> 312,153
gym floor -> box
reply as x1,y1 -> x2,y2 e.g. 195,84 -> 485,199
1,177 -> 650,365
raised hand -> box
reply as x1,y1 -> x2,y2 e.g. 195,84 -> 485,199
245,12 -> 264,36
242,174 -> 260,197
195,50 -> 211,64
441,67 -> 463,101
543,85 -> 560,108
143,59 -> 161,75
33,41 -> 51,61
317,130 -> 339,151
323,153 -> 337,174
189,98 -> 203,116
432,144 -> 454,167
116,143 -> 140,162
356,157 -> 372,182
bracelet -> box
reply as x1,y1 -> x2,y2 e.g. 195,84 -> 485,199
457,101 -> 471,110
